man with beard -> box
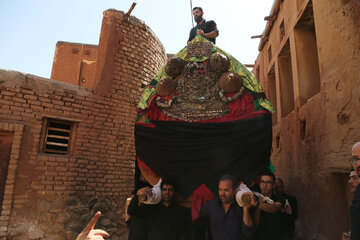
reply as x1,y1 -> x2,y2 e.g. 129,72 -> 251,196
127,179 -> 191,240
188,7 -> 219,44
197,175 -> 255,240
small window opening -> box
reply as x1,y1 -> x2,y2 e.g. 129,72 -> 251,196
41,119 -> 75,155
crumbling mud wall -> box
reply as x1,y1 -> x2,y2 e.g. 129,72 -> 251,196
253,0 -> 360,239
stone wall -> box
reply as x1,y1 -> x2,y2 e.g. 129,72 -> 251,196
253,0 -> 360,239
0,9 -> 166,240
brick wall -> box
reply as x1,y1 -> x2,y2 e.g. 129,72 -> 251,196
0,9 -> 166,240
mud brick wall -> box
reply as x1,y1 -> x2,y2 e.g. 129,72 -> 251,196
0,9 -> 166,240
252,0 -> 360,239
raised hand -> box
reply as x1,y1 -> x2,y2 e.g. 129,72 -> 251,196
76,211 -> 110,240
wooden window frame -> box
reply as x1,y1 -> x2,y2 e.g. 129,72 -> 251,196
40,118 -> 77,155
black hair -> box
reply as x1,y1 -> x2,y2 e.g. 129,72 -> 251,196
275,178 -> 283,184
260,169 -> 276,183
192,7 -> 203,12
160,178 -> 177,190
219,174 -> 237,190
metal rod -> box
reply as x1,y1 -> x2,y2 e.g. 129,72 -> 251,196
190,0 -> 194,28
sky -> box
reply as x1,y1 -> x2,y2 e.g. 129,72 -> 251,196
0,0 -> 274,79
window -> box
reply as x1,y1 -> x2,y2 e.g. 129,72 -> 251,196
0,131 -> 13,216
268,65 -> 277,125
294,0 -> 320,106
41,119 -> 76,155
278,40 -> 295,118
268,45 -> 272,64
280,20 -> 285,41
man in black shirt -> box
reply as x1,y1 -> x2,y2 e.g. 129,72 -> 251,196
349,142 -> 360,240
126,172 -> 153,240
274,178 -> 298,240
188,7 -> 219,44
197,175 -> 255,240
346,169 -> 360,240
127,179 -> 191,240
254,170 -> 286,240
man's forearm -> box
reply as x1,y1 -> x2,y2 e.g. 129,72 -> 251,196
242,207 -> 253,227
204,30 -> 218,38
242,207 -> 255,238
259,202 -> 282,213
254,207 -> 261,226
127,196 -> 142,215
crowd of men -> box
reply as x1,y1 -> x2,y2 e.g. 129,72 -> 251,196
76,138 -> 360,240
77,155 -> 360,240
122,170 -> 297,240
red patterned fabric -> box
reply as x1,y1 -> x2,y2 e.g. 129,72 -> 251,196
146,91 -> 267,123
192,184 -> 214,222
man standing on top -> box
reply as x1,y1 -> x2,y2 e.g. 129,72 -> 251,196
188,7 -> 219,44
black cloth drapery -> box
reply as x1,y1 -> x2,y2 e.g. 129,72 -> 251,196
135,114 -> 272,197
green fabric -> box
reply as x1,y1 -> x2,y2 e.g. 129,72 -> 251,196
258,98 -> 274,113
137,35 -> 274,113
268,160 -> 276,173
138,87 -> 156,110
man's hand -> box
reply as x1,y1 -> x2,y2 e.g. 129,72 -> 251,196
196,29 -> 204,36
137,187 -> 153,203
76,211 -> 109,240
243,192 -> 257,210
342,231 -> 350,240
257,194 -> 265,204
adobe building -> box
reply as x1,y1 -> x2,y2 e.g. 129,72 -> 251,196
0,9 -> 166,239
253,0 -> 360,239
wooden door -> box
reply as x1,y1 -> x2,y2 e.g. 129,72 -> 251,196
0,132 -> 13,215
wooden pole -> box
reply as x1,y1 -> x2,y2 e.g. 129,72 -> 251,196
126,2 -> 137,16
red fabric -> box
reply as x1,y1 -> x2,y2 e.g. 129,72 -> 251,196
135,122 -> 155,128
192,184 -> 215,222
137,157 -> 159,177
145,91 -> 268,123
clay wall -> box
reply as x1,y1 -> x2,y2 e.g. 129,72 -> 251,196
51,42 -> 98,89
253,0 -> 360,239
0,9 -> 166,240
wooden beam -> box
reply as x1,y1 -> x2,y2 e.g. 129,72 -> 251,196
244,64 -> 255,68
264,14 -> 276,21
251,34 -> 262,39
126,2 -> 137,16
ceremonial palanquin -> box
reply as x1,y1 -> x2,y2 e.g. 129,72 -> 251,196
134,35 -> 273,216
